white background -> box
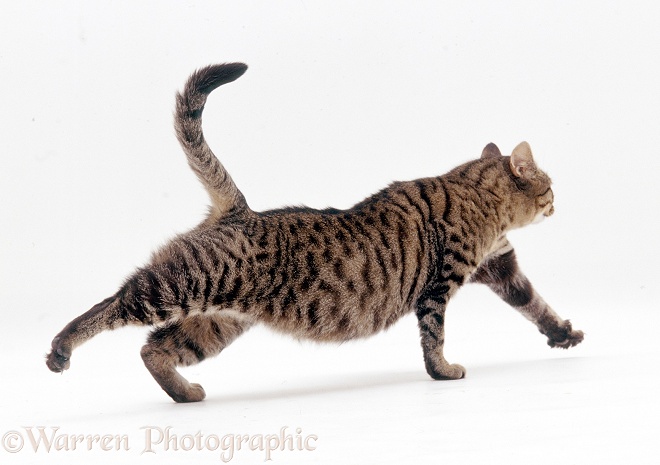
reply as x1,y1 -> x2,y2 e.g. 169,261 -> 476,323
1,1 -> 659,464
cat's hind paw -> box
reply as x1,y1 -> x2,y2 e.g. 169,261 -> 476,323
45,336 -> 71,373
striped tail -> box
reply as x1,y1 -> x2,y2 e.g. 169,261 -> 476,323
174,63 -> 249,218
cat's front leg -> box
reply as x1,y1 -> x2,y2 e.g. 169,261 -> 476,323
415,295 -> 466,380
471,247 -> 584,349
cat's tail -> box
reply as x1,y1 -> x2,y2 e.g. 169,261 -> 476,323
174,63 -> 249,218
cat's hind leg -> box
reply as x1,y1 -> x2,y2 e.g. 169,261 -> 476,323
140,311 -> 253,403
471,246 -> 584,348
46,295 -> 123,372
47,266 -> 198,373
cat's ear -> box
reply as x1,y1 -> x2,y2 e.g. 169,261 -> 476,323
481,143 -> 502,159
509,141 -> 537,179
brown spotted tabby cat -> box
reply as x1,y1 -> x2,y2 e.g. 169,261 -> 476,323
46,63 -> 584,402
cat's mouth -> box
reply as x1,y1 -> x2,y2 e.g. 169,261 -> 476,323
544,205 -> 555,217
533,204 -> 554,224
533,212 -> 546,224
537,200 -> 554,217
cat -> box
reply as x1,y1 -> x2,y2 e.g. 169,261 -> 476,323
46,63 -> 584,402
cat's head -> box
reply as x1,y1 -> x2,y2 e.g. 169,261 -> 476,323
482,141 -> 554,227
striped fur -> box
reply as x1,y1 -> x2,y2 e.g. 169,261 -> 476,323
46,64 -> 583,402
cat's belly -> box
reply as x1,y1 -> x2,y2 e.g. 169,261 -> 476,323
244,293 -> 411,343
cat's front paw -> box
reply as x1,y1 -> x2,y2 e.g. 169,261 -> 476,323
425,362 -> 466,380
46,336 -> 72,372
547,321 -> 584,349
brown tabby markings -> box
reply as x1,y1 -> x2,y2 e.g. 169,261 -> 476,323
46,63 -> 584,402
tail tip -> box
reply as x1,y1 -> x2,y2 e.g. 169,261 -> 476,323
193,62 -> 249,95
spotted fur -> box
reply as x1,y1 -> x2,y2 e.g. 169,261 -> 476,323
46,63 -> 583,402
